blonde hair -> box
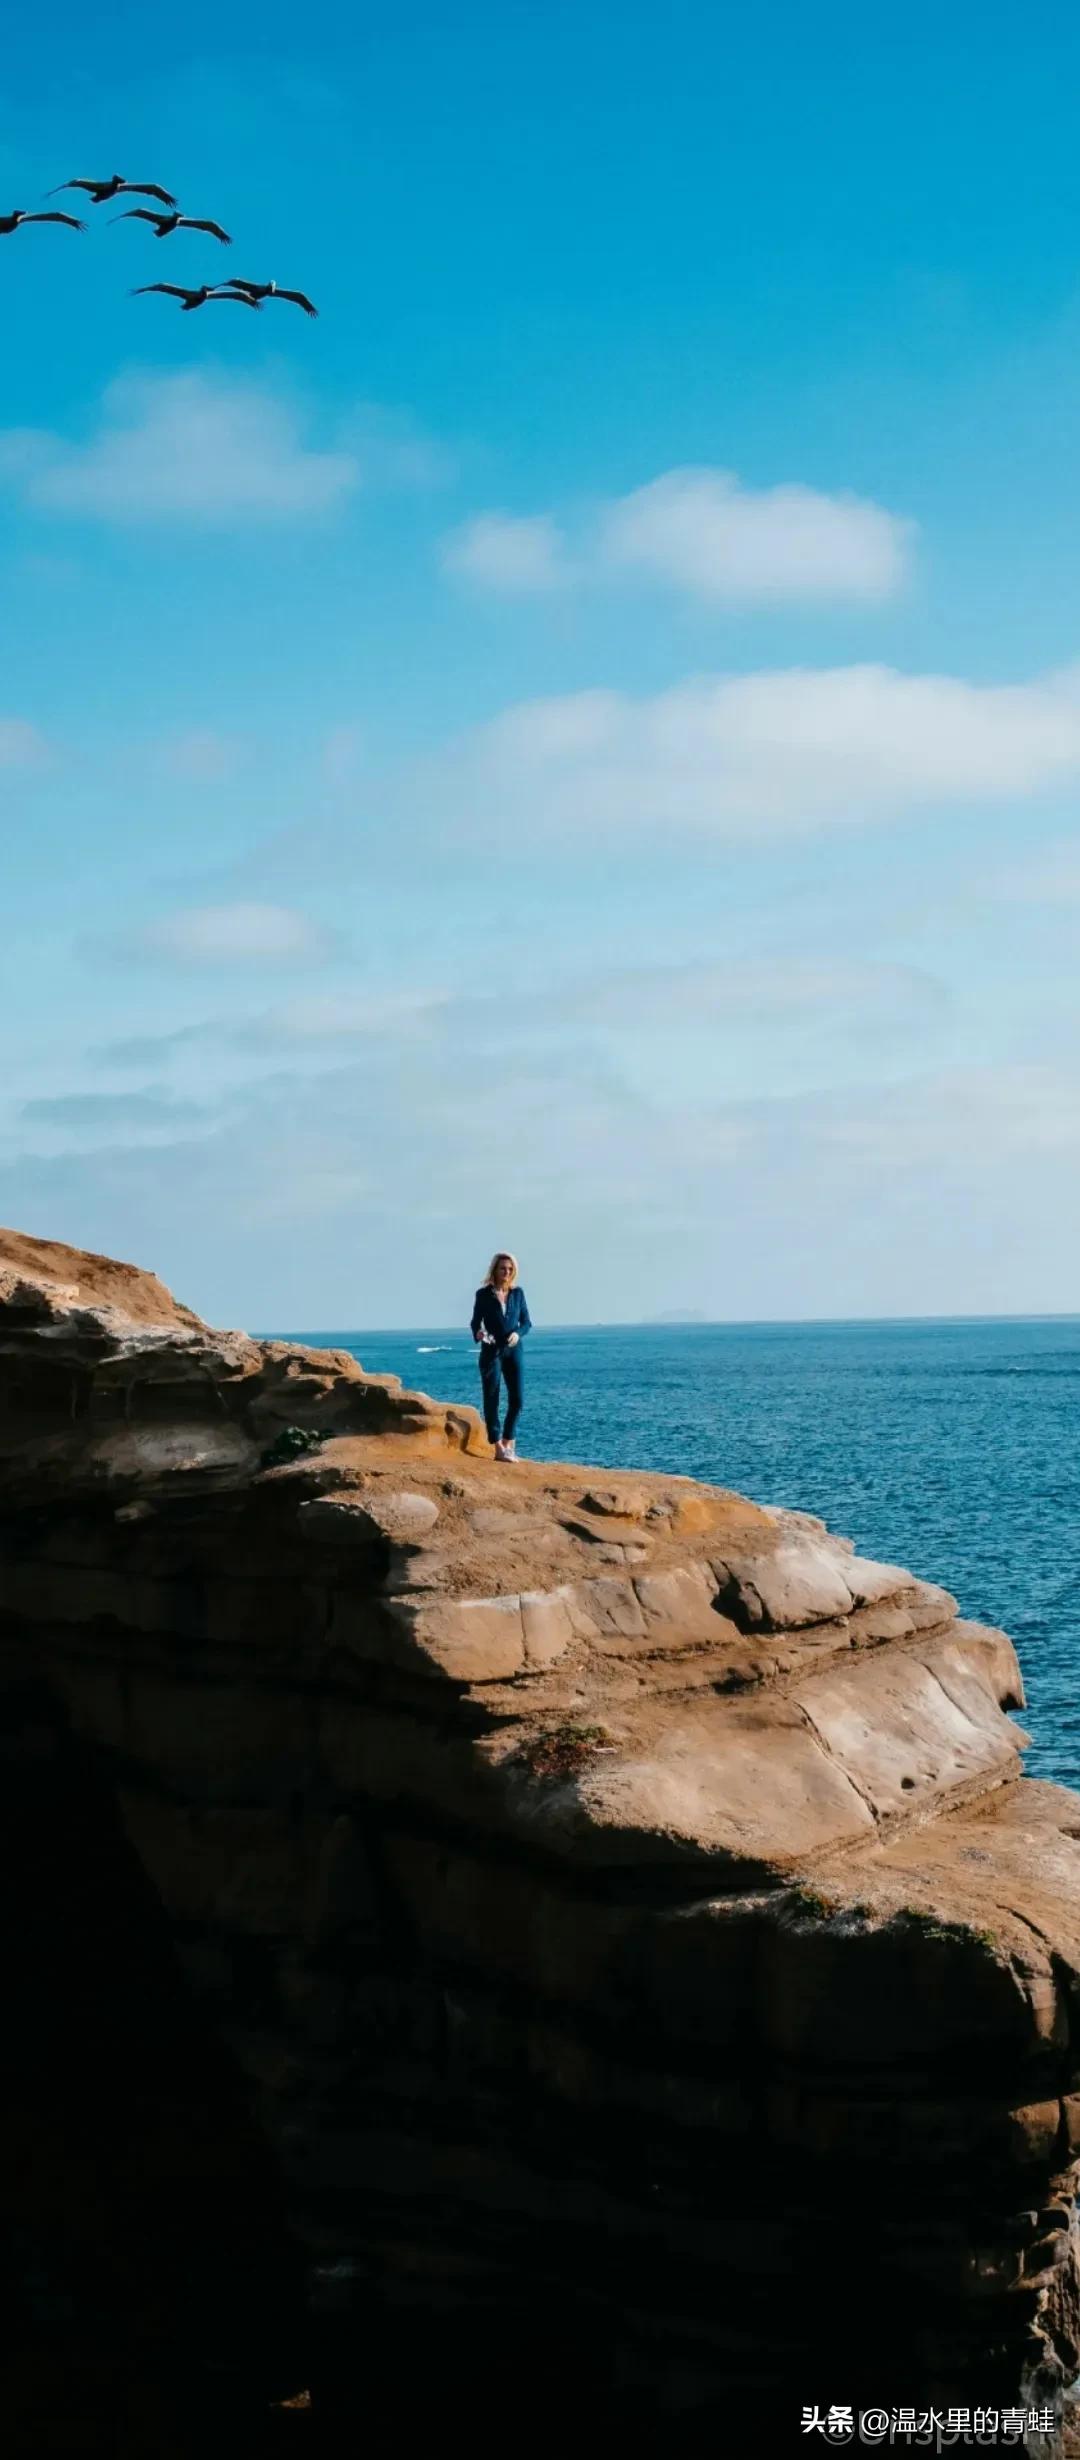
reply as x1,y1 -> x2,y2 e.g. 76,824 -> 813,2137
484,1251 -> 518,1287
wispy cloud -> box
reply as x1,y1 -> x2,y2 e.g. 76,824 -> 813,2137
10,1045 -> 1080,1325
95,989 -> 446,1067
16,1086 -> 208,1151
320,724 -> 366,788
91,958 -> 940,1082
0,718 -> 51,768
121,902 -> 335,968
441,511 -> 569,593
0,372 -> 359,525
817,1062 -> 1080,1167
160,730 -> 245,783
543,956 -> 946,1031
20,1088 -> 203,1127
442,466 -> 911,602
343,400 -> 455,489
93,1023 -> 221,1067
256,987 -> 443,1038
438,661 -> 1080,840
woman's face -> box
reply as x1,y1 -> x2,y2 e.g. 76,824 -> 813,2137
494,1256 -> 513,1287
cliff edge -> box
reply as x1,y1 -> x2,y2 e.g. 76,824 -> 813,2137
2,1228 -> 1079,2450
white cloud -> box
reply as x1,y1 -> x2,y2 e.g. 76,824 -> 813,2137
133,903 -> 332,968
445,661 -> 1080,840
441,511 -> 570,593
162,730 -> 243,783
443,465 -> 910,603
0,718 -> 49,767
0,373 -> 358,525
599,467 -> 909,600
254,988 -> 444,1039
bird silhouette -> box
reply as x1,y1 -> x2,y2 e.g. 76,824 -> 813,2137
49,174 -> 177,207
131,282 -> 260,312
112,209 -> 231,244
0,208 -> 84,235
222,278 -> 318,317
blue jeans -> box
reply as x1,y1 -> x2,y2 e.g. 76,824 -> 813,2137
479,1344 -> 523,1442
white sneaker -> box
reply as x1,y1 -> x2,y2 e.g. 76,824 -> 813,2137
494,1439 -> 510,1461
502,1439 -> 518,1461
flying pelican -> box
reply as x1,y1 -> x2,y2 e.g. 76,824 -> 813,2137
131,282 -> 260,312
222,278 -> 319,318
112,209 -> 231,244
49,174 -> 178,207
0,208 -> 85,235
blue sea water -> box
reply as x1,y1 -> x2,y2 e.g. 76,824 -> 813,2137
283,1317 -> 1080,1793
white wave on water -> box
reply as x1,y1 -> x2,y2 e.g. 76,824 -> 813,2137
416,1344 -> 453,1353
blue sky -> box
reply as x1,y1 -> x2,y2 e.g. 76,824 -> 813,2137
4,0 -> 1080,1326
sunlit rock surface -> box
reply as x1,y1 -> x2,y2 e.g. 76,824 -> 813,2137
2,1226 -> 1079,2449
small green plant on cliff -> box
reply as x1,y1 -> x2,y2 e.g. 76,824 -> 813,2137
893,1907 -> 999,1952
259,1424 -> 325,1469
785,1884 -> 835,1922
515,1722 -> 614,1782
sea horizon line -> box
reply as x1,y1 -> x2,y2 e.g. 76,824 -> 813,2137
261,1309 -> 1080,1339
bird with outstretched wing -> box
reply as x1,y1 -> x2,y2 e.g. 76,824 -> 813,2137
223,278 -> 319,317
49,175 -> 178,207
131,282 -> 260,311
112,209 -> 232,243
0,209 -> 84,235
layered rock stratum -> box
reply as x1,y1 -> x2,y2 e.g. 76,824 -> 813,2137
2,1227 -> 1080,2451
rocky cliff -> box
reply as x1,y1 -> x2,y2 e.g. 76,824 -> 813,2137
2,1228 -> 1080,2451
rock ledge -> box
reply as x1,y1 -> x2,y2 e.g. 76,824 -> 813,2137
2,1226 -> 1079,2444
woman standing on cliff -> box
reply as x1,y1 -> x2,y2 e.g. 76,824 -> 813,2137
470,1252 -> 532,1461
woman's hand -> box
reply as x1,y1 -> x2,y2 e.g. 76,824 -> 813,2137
506,1331 -> 519,1347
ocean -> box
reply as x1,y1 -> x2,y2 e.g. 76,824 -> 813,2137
282,1316 -> 1080,1793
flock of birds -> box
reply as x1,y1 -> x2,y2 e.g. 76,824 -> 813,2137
1,172 -> 318,317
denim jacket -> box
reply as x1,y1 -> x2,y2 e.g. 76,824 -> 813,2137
470,1284 -> 532,1351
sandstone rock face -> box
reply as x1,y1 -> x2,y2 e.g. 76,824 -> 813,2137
2,1227 -> 1080,2443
